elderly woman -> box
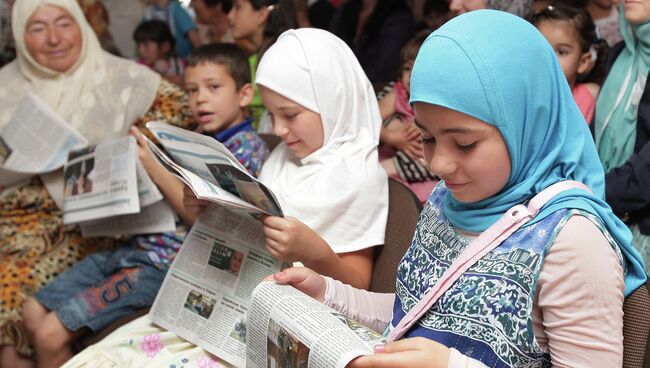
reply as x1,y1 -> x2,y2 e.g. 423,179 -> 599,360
0,0 -> 193,366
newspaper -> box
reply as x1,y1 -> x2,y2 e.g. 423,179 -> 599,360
247,282 -> 387,368
62,136 -> 140,224
0,92 -> 87,187
146,121 -> 282,217
149,204 -> 284,367
78,160 -> 177,237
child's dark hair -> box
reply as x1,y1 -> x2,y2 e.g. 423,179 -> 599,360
248,0 -> 298,54
423,0 -> 449,20
400,31 -> 430,69
202,0 -> 233,13
187,43 -> 251,89
133,20 -> 175,52
531,5 -> 608,85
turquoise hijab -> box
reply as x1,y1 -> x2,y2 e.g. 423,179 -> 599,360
410,10 -> 646,296
595,3 -> 650,172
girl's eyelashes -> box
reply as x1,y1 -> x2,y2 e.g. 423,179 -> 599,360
456,142 -> 477,151
557,46 -> 571,56
209,83 -> 220,90
284,112 -> 298,120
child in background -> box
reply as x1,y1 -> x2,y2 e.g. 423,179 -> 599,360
378,32 -> 437,202
190,0 -> 234,43
587,0 -> 622,46
61,28 -> 389,368
22,43 -> 268,368
142,0 -> 201,58
274,10 -> 645,367
533,4 -> 608,124
422,0 -> 451,31
134,20 -> 185,86
228,0 -> 297,127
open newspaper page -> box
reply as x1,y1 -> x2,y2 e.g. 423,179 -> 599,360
247,282 -> 388,368
146,121 -> 282,217
62,136 -> 139,224
149,204 -> 284,367
79,159 -> 177,237
0,92 -> 87,187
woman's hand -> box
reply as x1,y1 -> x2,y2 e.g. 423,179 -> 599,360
348,337 -> 450,368
263,216 -> 332,263
182,185 -> 210,219
268,267 -> 327,302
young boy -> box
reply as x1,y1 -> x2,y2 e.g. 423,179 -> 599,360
142,0 -> 201,58
21,43 -> 269,368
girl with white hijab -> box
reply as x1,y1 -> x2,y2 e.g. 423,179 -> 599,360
257,27 -> 389,288
61,28 -> 389,368
0,0 -> 193,365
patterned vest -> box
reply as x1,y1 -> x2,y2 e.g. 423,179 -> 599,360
389,186 -> 620,367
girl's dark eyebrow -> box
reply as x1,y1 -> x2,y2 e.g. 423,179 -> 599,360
413,120 -> 478,135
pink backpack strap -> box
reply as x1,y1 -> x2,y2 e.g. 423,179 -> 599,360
387,180 -> 592,341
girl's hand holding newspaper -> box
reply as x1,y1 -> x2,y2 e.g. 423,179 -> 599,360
268,267 -> 327,303
262,216 -> 333,263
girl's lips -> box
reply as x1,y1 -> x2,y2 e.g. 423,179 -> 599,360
445,182 -> 467,191
286,140 -> 300,147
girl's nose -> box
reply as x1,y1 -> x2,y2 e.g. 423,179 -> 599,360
428,147 -> 457,177
272,120 -> 290,137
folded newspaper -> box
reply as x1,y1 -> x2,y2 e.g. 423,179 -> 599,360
149,204 -> 285,367
145,121 -> 282,217
62,135 -> 177,236
247,282 -> 388,368
0,92 -> 87,188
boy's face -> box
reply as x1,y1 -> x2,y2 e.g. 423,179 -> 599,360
185,63 -> 248,133
137,41 -> 164,66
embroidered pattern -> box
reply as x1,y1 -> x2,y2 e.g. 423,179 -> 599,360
390,186 -> 622,367
141,333 -> 164,358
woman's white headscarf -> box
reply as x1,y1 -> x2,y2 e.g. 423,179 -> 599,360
0,0 -> 159,144
256,28 -> 389,253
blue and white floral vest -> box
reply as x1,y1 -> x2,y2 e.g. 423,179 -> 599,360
388,185 -> 621,367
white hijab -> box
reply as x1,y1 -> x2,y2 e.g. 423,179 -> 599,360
256,28 -> 388,253
0,0 -> 159,144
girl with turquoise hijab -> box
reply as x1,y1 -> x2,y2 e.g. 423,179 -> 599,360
272,9 -> 646,368
595,0 -> 650,273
